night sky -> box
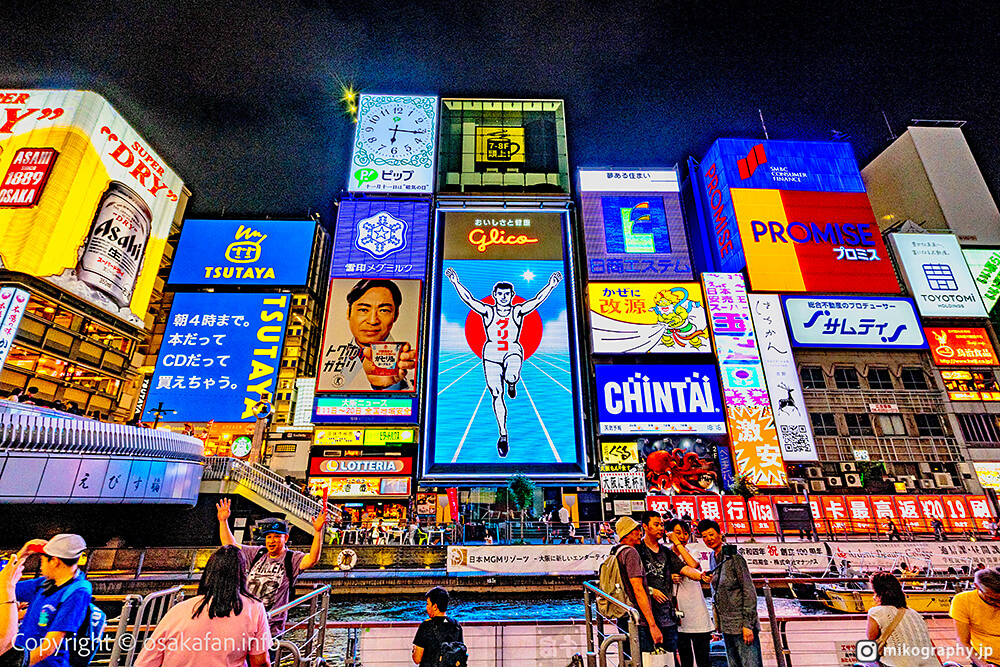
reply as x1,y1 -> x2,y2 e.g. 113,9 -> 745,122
4,1 -> 998,220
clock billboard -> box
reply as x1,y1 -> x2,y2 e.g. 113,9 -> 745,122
348,94 -> 438,194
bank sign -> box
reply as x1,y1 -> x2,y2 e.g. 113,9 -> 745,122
783,296 -> 927,349
595,364 -> 725,435
168,219 -> 315,286
698,138 -> 898,294
890,234 -> 988,318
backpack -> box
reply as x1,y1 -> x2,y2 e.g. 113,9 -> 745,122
597,545 -> 635,618
430,618 -> 467,667
57,577 -> 106,667
249,548 -> 297,587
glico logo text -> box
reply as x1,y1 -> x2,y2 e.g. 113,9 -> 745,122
750,220 -> 876,246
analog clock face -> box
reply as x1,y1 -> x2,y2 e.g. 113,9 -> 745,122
358,101 -> 433,162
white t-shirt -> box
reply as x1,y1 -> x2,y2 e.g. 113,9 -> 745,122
867,605 -> 939,667
676,544 -> 714,634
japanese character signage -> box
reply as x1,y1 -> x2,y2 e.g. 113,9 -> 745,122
578,168 -> 692,281
601,441 -> 639,465
599,463 -> 647,494
963,248 -> 1000,313
782,296 -> 927,349
595,364 -> 725,435
313,428 -> 415,447
348,94 -> 438,194
926,328 -> 998,366
587,282 -> 711,354
697,138 -> 898,293
168,219 -> 316,287
422,209 -> 588,480
312,395 -> 418,424
145,292 -> 290,422
890,234 -> 987,318
703,273 -> 787,487
447,545 -> 614,575
0,90 -> 185,328
973,462 -> 1000,490
309,457 -> 412,476
331,199 -> 431,280
307,476 -> 411,498
0,287 -> 28,368
749,294 -> 817,461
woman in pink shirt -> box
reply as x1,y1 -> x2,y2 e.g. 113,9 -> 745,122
135,546 -> 271,667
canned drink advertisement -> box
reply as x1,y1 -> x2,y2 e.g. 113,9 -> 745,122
0,90 -> 185,328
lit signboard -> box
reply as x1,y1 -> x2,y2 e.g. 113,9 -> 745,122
782,296 -> 927,349
0,90 -> 185,328
963,248 -> 1000,313
601,441 -> 640,464
307,476 -> 411,497
595,364 -> 725,435
330,199 -> 431,279
309,457 -> 412,476
168,219 -> 315,286
698,138 -> 897,293
941,370 -> 1000,401
348,94 -> 438,194
579,169 -> 692,280
587,282 -> 710,354
599,463 -> 647,494
313,428 -> 415,447
312,396 -> 418,424
749,294 -> 818,461
0,287 -> 29,368
890,234 -> 987,318
973,462 -> 1000,490
437,99 -> 570,194
926,328 -> 999,366
316,278 -> 421,393
422,209 -> 587,479
703,273 -> 787,487
145,293 -> 290,422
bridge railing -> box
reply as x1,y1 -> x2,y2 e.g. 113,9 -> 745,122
203,457 -> 324,524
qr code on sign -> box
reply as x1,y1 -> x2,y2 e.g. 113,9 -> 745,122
779,425 -> 811,452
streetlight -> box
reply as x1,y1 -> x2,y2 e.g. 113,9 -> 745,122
146,401 -> 175,428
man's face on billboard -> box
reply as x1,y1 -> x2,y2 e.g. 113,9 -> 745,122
493,287 -> 513,307
348,286 -> 398,345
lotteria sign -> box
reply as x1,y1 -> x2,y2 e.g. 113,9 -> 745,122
595,364 -> 725,435
699,139 -> 898,294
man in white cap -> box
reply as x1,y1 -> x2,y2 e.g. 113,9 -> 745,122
612,516 -> 663,653
13,534 -> 92,667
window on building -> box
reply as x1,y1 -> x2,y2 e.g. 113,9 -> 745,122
810,413 -> 839,436
800,366 -> 825,389
958,414 -> 1000,445
914,414 -> 945,437
901,368 -> 929,390
844,413 -> 873,436
834,367 -> 861,389
878,414 -> 907,436
867,368 -> 894,390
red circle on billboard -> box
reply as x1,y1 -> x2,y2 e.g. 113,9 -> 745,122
464,295 -> 543,359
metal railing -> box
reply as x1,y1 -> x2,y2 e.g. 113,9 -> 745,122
581,580 -> 641,667
270,585 -> 331,667
203,457 -> 324,524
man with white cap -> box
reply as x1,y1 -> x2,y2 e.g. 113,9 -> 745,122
13,534 -> 92,667
612,516 -> 663,653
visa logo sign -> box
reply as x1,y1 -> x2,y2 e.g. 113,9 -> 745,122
601,370 -> 719,415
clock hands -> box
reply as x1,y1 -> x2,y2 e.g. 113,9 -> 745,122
389,123 -> 426,143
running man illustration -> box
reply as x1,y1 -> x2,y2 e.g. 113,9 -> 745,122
445,267 -> 563,457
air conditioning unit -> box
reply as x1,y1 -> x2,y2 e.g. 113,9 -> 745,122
810,479 -> 828,493
826,476 -> 844,487
933,472 -> 955,488
845,473 -> 863,488
840,462 -> 857,473
918,479 -> 937,490
806,466 -> 824,479
899,475 -> 917,489
956,463 -> 976,480
918,463 -> 932,474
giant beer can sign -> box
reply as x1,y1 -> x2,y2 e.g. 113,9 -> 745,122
0,90 -> 184,327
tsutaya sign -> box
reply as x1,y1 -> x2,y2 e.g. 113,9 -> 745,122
703,273 -> 787,486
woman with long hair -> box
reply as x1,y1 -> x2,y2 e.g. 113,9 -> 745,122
134,546 -> 271,667
866,572 -> 939,667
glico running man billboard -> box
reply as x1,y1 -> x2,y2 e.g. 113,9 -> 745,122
697,139 -> 898,294
0,90 -> 185,328
422,209 -> 588,479
587,282 -> 711,354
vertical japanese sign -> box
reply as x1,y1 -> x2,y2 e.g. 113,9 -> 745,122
748,294 -> 817,461
145,292 -> 290,422
0,287 -> 29,368
703,273 -> 787,486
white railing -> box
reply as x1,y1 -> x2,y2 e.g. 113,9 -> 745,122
203,457 -> 323,522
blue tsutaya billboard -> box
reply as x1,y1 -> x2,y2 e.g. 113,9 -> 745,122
168,219 -> 316,286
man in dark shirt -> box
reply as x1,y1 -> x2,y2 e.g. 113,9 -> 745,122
613,516 -> 663,655
412,586 -> 463,666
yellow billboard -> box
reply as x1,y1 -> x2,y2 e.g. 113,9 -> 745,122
0,90 -> 185,328
587,282 -> 711,354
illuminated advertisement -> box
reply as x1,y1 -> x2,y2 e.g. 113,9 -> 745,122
587,282 -> 710,354
698,138 -> 897,293
313,428 -> 415,447
331,199 -> 431,280
307,476 -> 411,498
601,441 -> 639,464
316,278 -> 421,393
783,296 -> 927,349
642,436 -> 722,494
973,462 -> 1000,490
926,328 -> 999,366
940,370 -> 1000,401
0,287 -> 29,368
595,364 -> 724,435
703,273 -> 787,487
749,295 -> 818,461
963,248 -> 1000,313
309,457 -> 412,475
579,169 -> 692,280
0,90 -> 185,327
348,94 -> 438,194
599,463 -> 646,494
168,219 -> 315,286
313,396 -> 418,423
890,234 -> 987,318
145,293 -> 290,422
422,209 -> 587,478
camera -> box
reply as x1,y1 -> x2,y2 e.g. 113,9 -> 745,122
720,543 -> 738,558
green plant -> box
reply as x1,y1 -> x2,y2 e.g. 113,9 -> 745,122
730,473 -> 759,541
507,473 -> 536,542
856,461 -> 890,494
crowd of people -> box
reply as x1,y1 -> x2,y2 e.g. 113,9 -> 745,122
1,387 -> 84,416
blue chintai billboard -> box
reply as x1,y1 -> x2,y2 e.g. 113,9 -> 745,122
422,209 -> 588,480
331,199 -> 431,279
145,292 -> 290,422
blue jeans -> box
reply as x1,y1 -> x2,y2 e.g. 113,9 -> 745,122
722,632 -> 763,667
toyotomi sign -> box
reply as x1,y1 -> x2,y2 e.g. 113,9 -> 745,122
890,234 -> 987,318
782,296 -> 927,349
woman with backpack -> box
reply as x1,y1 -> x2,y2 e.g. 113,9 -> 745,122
865,572 -> 939,667
134,546 -> 272,667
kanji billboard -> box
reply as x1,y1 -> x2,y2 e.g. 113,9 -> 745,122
783,296 -> 927,349
964,248 -> 1000,313
926,328 -> 998,366
890,234 -> 987,318
587,282 -> 710,354
331,199 -> 431,280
